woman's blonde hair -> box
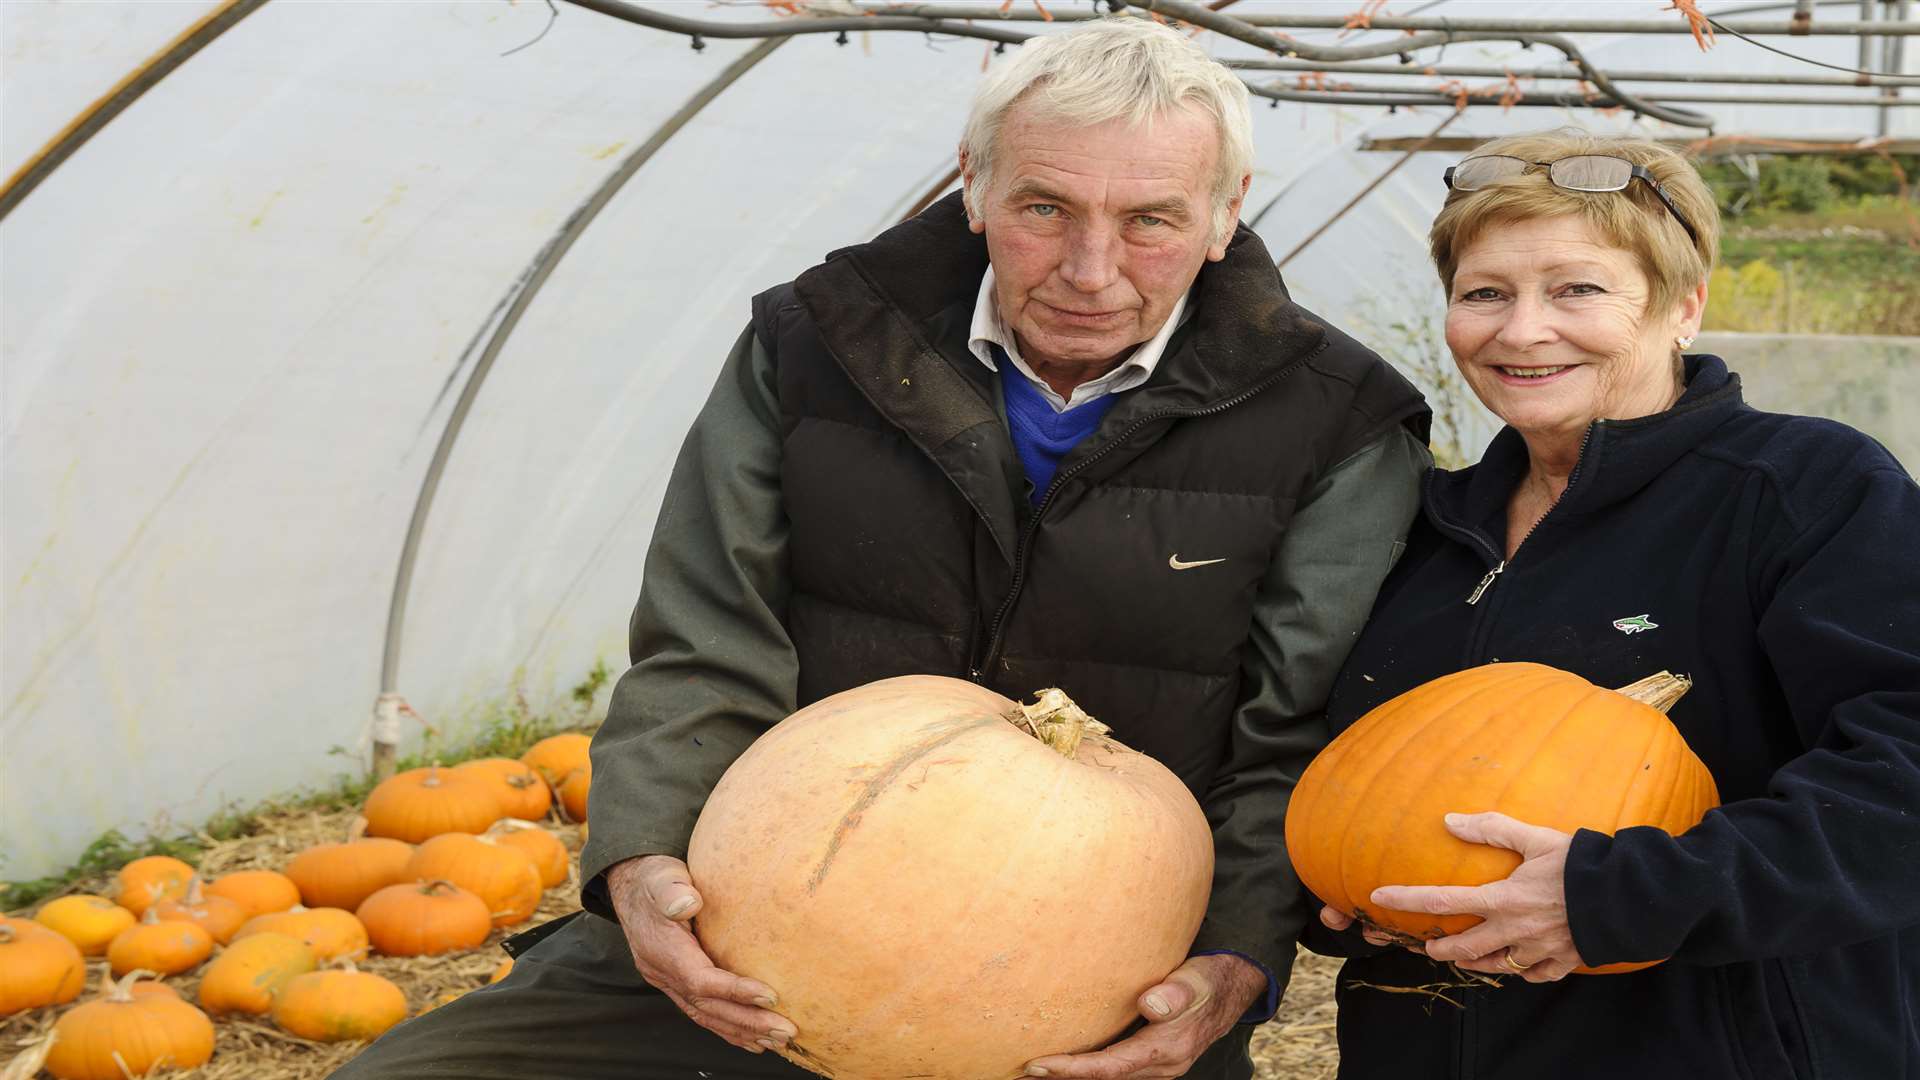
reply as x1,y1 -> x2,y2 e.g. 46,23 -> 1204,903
1428,131 -> 1720,317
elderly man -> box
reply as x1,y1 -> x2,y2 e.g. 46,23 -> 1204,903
332,15 -> 1427,1080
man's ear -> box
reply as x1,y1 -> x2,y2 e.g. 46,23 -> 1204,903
1206,173 -> 1253,261
958,147 -> 985,235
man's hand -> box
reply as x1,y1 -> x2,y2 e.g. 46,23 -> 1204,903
1019,954 -> 1266,1079
606,855 -> 796,1052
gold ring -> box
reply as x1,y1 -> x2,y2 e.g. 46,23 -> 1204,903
1501,949 -> 1536,972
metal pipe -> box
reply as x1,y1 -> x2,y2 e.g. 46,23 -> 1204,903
375,33 -> 789,778
0,0 -> 271,222
561,0 -> 1030,45
1276,111 -> 1459,269
1256,79 -> 1913,108
857,3 -> 1920,34
1223,58 -> 1920,87
1121,0 -> 1717,127
1861,0 -> 1879,72
1793,0 -> 1818,33
1247,81 -> 1918,110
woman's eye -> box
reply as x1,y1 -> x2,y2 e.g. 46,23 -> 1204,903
1562,282 -> 1605,296
1459,287 -> 1503,302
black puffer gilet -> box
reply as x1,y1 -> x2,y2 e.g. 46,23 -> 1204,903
752,193 -> 1427,797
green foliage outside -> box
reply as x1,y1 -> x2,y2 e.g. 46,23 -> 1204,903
1,659 -> 616,912
1697,154 -> 1920,336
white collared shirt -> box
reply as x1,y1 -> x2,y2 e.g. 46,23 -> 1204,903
966,267 -> 1192,413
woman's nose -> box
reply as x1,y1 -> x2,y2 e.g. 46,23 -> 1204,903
1494,293 -> 1555,349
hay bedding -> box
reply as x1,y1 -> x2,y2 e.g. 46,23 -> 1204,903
3,808 -> 1341,1078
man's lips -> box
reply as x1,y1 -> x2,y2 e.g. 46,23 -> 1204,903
1036,301 -> 1131,328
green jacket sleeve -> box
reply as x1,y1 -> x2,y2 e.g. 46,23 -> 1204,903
579,325 -> 798,920
1188,426 -> 1429,1010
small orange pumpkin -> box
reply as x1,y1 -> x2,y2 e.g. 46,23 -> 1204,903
519,732 -> 591,790
107,909 -> 215,977
453,758 -> 554,821
362,765 -> 504,844
204,869 -> 302,918
356,879 -> 493,957
34,895 -> 136,957
489,957 -> 514,984
1286,663 -> 1720,975
234,906 -> 369,964
111,855 -> 195,917
45,970 -> 215,1080
197,931 -> 317,1016
271,964 -> 409,1042
405,833 -> 542,928
0,917 -> 86,1016
284,818 -> 416,911
153,876 -> 248,944
488,820 -> 570,888
557,762 -> 590,824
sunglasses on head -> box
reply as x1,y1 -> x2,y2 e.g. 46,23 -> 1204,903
1442,154 -> 1700,247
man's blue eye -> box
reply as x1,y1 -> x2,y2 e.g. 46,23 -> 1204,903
1031,204 -> 1057,217
1135,215 -> 1165,227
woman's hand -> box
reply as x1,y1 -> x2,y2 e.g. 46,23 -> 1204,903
1318,905 -> 1401,948
1370,812 -> 1587,984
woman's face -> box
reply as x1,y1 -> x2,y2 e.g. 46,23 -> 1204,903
1444,215 -> 1703,448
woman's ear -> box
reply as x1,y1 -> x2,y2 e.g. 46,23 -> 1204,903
1676,277 -> 1710,339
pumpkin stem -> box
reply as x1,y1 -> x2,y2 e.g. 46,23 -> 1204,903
1612,671 -> 1692,714
348,815 -> 370,843
0,926 -> 14,945
184,875 -> 206,906
103,969 -> 158,1003
1007,688 -> 1111,759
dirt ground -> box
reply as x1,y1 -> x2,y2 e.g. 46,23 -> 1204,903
3,805 -> 1340,1078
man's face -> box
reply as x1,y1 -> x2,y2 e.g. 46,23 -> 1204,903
966,101 -> 1245,377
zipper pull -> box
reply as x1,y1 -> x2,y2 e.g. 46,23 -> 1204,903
1466,560 -> 1506,606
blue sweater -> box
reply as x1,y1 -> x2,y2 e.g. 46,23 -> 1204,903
998,350 -> 1120,504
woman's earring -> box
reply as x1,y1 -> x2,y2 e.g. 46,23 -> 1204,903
1676,335 -> 1695,349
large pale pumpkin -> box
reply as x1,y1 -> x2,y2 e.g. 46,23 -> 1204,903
687,675 -> 1213,1080
1285,663 -> 1720,975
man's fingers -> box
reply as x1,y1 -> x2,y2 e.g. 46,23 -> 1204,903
640,859 -> 704,921
1024,1040 -> 1170,1079
1136,974 -> 1197,1022
1370,883 -> 1492,917
1319,905 -> 1355,931
684,966 -> 783,1012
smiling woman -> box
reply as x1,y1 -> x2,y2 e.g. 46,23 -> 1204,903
1305,130 -> 1920,1080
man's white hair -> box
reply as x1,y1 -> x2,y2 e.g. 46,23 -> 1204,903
960,15 -> 1254,246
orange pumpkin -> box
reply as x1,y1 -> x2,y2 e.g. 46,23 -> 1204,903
197,931 -> 317,1016
107,909 -> 215,977
688,676 -> 1213,1080
0,917 -> 86,1016
557,762 -> 590,824
284,821 -> 416,912
519,732 -> 591,790
234,906 -> 369,964
45,971 -> 215,1080
153,877 -> 248,944
405,833 -> 542,928
356,879 -> 493,957
271,965 -> 408,1042
488,820 -> 570,888
362,765 -> 504,843
34,895 -> 136,957
453,757 -> 554,821
489,958 -> 514,984
1285,663 -> 1720,975
111,855 -> 195,917
204,869 -> 302,918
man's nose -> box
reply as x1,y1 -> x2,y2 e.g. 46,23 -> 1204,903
1057,222 -> 1121,294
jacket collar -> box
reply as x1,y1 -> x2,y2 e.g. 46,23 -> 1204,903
1426,355 -> 1748,555
792,190 -> 1326,562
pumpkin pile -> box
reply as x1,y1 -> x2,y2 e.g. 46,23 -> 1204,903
1285,662 -> 1720,975
3,737 -> 592,1078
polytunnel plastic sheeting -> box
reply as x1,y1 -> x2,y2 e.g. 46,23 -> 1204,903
3,0 -> 1915,879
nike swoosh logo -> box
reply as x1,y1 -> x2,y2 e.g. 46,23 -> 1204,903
1168,554 -> 1228,570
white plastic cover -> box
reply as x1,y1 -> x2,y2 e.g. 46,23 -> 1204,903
3,0 -> 1912,877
